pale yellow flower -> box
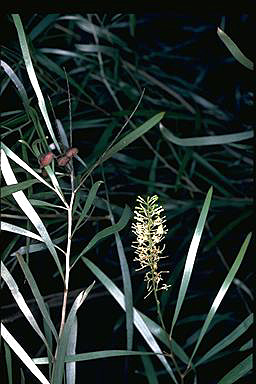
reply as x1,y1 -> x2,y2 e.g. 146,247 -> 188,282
132,195 -> 170,298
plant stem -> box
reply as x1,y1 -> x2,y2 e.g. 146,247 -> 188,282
153,279 -> 166,331
58,191 -> 75,337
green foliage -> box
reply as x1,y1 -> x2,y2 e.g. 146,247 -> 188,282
1,13 -> 252,384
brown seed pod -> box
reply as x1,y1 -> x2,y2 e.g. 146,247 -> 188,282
57,155 -> 70,167
65,147 -> 78,158
39,152 -> 54,168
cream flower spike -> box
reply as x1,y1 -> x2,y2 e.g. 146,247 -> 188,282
132,195 -> 171,299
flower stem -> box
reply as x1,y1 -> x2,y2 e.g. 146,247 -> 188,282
153,279 -> 166,330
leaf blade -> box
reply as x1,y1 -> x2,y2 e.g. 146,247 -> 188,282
1,324 -> 50,384
217,27 -> 253,70
1,149 -> 64,280
170,187 -> 213,337
189,232 -> 252,364
82,257 -> 177,383
101,112 -> 165,163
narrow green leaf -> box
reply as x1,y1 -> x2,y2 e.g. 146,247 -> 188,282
218,354 -> 252,384
43,303 -> 53,380
1,235 -> 20,264
1,222 -> 43,242
16,254 -> 59,342
75,44 -> 117,56
82,257 -> 177,383
189,232 -> 252,365
52,283 -> 95,384
87,121 -> 116,163
1,179 -> 39,198
217,27 -> 253,70
104,190 -> 134,351
11,235 -> 66,258
195,171 -> 230,197
0,60 -> 30,114
1,261 -> 54,359
195,313 -> 253,366
66,316 -> 78,384
55,119 -> 69,149
1,143 -> 56,194
1,324 -> 50,384
34,350 -> 160,364
1,261 -> 53,358
192,152 -> 238,195
101,112 -> 165,163
12,14 -> 61,152
1,149 -> 64,280
160,123 -> 253,146
35,54 -> 94,103
29,14 -> 60,40
113,231 -> 134,351
72,181 -> 104,234
39,47 -> 88,60
139,346 -> 159,384
29,199 -> 66,210
240,340 -> 252,352
4,341 -> 13,384
71,204 -> 131,268
170,187 -> 213,337
75,16 -> 127,48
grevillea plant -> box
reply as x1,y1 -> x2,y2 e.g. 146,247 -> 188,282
1,13 -> 253,384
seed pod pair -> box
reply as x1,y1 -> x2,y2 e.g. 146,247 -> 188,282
57,147 -> 78,167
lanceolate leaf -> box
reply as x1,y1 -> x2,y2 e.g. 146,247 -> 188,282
101,112 -> 165,163
16,254 -> 59,342
195,313 -> 253,366
218,354 -> 252,384
170,187 -> 213,338
82,257 -> 178,383
1,143 -> 58,196
104,192 -> 133,351
1,261 -> 53,358
0,60 -> 30,114
52,283 -> 95,384
160,123 -> 253,146
1,324 -> 50,384
66,316 -> 78,384
1,149 -> 64,280
33,350 -> 161,365
1,222 -> 43,242
72,181 -> 103,234
71,204 -> 131,268
189,232 -> 252,365
217,27 -> 253,70
1,179 -> 39,197
12,14 -> 61,152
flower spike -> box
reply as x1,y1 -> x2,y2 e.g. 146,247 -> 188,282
132,195 -> 170,298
